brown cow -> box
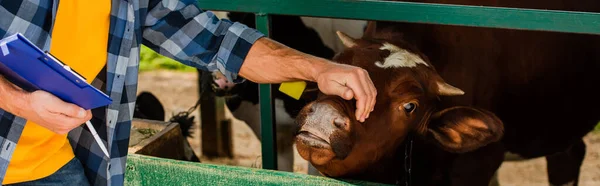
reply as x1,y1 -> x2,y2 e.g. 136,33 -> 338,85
295,1 -> 600,185
295,30 -> 506,185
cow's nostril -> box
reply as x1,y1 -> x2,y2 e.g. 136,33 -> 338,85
333,118 -> 348,130
308,104 -> 316,113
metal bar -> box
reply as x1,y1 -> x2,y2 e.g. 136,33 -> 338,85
197,0 -> 600,35
255,13 -> 278,170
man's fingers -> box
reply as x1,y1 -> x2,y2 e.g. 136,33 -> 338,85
53,103 -> 86,118
346,74 -> 368,122
83,110 -> 93,121
47,113 -> 87,134
314,63 -> 377,123
343,89 -> 354,101
327,80 -> 354,100
26,91 -> 91,134
356,70 -> 373,121
34,90 -> 87,118
366,71 -> 377,113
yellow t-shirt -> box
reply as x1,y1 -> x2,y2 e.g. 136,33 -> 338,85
4,0 -> 111,184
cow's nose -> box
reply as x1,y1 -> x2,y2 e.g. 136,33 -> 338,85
308,103 -> 316,114
333,117 -> 350,131
306,103 -> 350,132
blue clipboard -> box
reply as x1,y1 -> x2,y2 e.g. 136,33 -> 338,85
0,33 -> 112,110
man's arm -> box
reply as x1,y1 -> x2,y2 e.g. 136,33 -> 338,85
142,1 -> 375,121
239,38 -> 322,83
142,3 -> 261,84
240,38 -> 376,122
0,75 -> 92,134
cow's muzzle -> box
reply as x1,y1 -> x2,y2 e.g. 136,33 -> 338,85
295,102 -> 354,163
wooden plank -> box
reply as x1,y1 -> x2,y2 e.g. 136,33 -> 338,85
196,0 -> 600,35
125,154 -> 391,186
129,119 -> 196,161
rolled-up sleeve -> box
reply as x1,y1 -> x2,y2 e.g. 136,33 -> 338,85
142,0 -> 264,83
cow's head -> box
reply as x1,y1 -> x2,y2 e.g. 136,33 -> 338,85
295,31 -> 504,177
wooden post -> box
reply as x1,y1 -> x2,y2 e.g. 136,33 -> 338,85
198,70 -> 233,158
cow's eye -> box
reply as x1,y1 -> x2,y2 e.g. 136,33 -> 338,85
403,103 -> 416,113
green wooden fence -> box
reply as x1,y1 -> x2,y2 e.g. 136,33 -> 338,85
125,154 -> 390,186
196,0 -> 600,171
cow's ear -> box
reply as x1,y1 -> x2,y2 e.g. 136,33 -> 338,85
426,106 -> 503,153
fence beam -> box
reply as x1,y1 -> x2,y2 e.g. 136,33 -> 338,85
197,0 -> 600,35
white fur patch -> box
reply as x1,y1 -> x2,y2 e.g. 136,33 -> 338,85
375,43 -> 428,68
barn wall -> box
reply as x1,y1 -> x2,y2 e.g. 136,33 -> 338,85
300,17 -> 366,53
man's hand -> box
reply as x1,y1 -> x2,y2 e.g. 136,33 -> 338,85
315,63 -> 376,122
0,76 -> 92,134
22,91 -> 92,134
240,38 -> 377,122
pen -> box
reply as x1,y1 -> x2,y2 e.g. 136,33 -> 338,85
85,121 -> 110,158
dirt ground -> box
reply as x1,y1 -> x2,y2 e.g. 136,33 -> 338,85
137,70 -> 600,185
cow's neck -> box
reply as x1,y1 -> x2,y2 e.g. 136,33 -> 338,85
346,138 -> 451,185
342,142 -> 407,184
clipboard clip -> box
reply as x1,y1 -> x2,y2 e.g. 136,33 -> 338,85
0,35 -> 18,56
0,41 -> 8,56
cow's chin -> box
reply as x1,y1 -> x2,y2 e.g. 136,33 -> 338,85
296,130 -> 355,167
295,132 -> 336,165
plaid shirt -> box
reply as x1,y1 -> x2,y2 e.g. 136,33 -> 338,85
0,0 -> 263,185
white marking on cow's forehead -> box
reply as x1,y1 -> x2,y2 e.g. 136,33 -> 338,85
375,42 -> 429,69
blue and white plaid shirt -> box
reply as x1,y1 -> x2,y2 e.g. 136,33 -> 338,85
0,0 -> 264,185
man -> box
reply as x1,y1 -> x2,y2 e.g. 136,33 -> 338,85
0,0 -> 376,186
